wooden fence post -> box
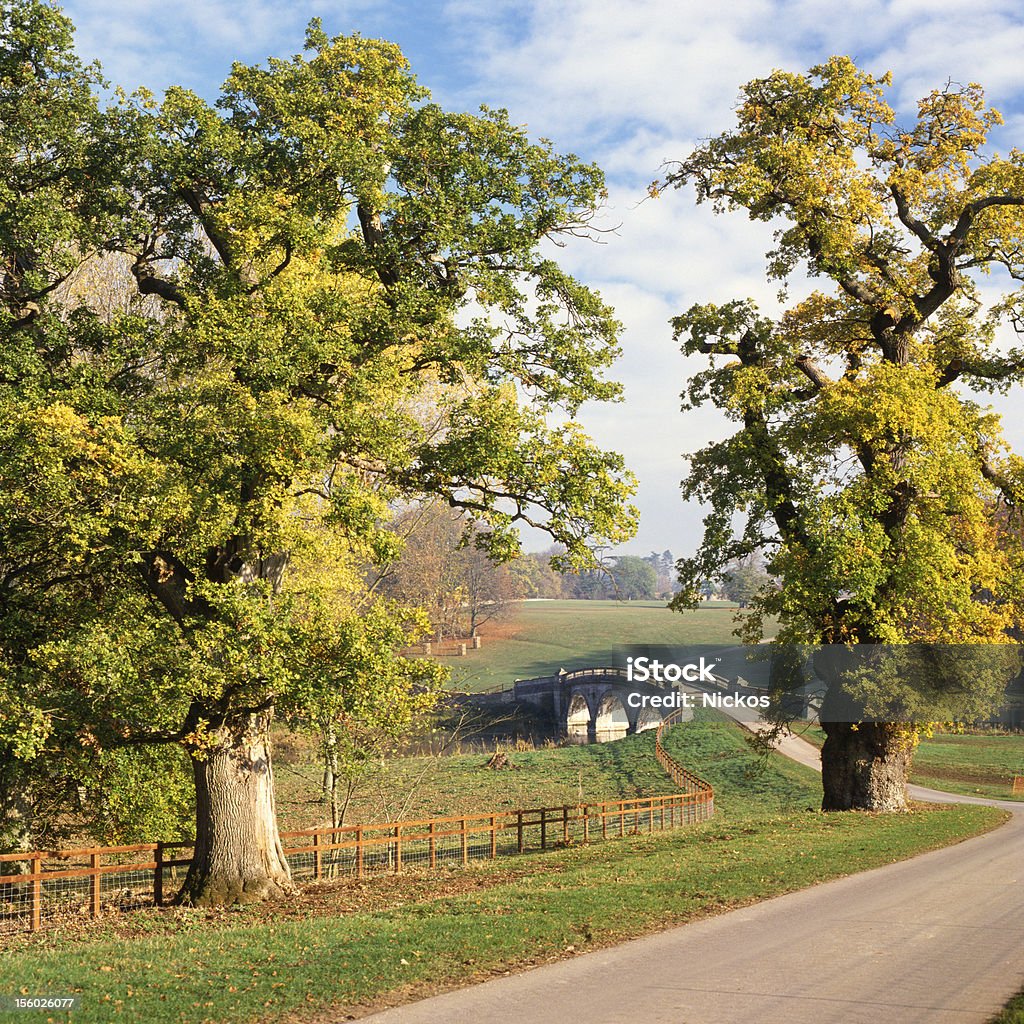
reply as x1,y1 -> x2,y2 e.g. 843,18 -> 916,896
429,821 -> 436,869
583,805 -> 589,844
395,825 -> 402,874
562,805 -> 569,844
90,852 -> 101,919
540,808 -> 547,850
30,856 -> 41,932
517,810 -> 524,853
356,826 -> 364,878
313,832 -> 322,880
461,818 -> 468,866
490,815 -> 497,859
154,842 -> 164,907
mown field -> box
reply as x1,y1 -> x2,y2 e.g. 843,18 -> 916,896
445,598 -> 763,692
908,731 -> 1024,801
800,727 -> 1024,802
0,714 -> 1006,1024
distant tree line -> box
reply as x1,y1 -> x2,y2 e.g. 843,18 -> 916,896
517,549 -> 678,602
377,525 -> 682,624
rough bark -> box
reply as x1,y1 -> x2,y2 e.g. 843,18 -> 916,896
177,711 -> 293,906
0,775 -> 38,905
819,721 -> 913,812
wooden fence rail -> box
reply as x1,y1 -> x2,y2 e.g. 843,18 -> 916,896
1,715 -> 713,934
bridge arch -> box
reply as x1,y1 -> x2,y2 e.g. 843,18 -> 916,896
595,692 -> 629,743
566,691 -> 592,744
635,706 -> 662,733
510,666 -> 700,743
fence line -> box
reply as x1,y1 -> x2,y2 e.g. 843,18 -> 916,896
1,715 -> 713,934
656,706 -> 717,807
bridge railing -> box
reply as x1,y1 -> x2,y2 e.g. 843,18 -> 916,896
560,666 -> 627,682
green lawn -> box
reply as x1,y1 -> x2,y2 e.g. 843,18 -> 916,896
0,715 -> 1006,1024
909,731 -> 1024,801
275,729 -> 702,831
447,599 -> 764,692
274,710 -> 815,831
799,726 -> 1024,802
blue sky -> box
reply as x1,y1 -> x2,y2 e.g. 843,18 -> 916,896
59,0 -> 1024,557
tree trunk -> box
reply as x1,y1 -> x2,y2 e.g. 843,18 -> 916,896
0,776 -> 36,897
820,721 -> 912,811
320,724 -> 341,827
177,711 -> 293,906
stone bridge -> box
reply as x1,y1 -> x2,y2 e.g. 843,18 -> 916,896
512,667 -> 688,743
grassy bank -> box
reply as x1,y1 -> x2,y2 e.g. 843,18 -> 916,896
0,714 -> 1006,1024
273,709 -> 817,830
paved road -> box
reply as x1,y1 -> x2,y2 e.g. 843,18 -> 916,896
358,728 -> 1024,1024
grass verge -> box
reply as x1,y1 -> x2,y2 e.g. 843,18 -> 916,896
992,987 -> 1024,1023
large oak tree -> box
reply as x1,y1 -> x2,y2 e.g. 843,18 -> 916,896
0,3 -> 635,901
663,57 -> 1024,810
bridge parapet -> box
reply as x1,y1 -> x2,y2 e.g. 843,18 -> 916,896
560,666 -> 627,683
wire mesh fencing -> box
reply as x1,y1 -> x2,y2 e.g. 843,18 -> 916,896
281,791 -> 713,887
0,845 -> 161,933
1,713 -> 713,934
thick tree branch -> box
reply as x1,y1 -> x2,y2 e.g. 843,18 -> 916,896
949,195 -> 1024,247
178,187 -> 237,270
357,202 -> 400,288
131,257 -> 187,309
137,550 -> 198,626
981,458 -> 1024,506
794,353 -> 832,389
890,181 -> 939,250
